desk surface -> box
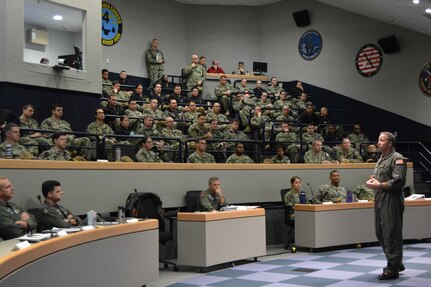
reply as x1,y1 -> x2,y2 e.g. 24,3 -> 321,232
206,73 -> 268,81
178,208 -> 265,221
0,220 -> 158,279
295,200 -> 431,212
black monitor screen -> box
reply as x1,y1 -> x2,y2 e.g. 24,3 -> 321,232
253,62 -> 267,74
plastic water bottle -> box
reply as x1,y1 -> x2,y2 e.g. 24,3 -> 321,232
114,147 -> 121,161
346,190 -> 353,203
5,144 -> 12,159
87,210 -> 97,226
118,206 -> 125,224
299,191 -> 306,204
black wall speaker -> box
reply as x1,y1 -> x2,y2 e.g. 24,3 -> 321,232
292,10 -> 310,27
377,35 -> 400,54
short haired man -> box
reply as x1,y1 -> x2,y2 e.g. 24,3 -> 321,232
36,180 -> 81,230
183,54 -> 206,92
188,113 -> 211,139
304,140 -> 334,164
224,119 -> 249,150
316,170 -> 347,203
226,143 -> 254,163
38,132 -> 71,161
271,145 -> 291,164
19,104 -> 49,154
187,139 -> 216,163
197,177 -> 228,211
266,77 -> 283,99
207,60 -> 225,74
214,75 -> 233,115
0,177 -> 37,239
0,123 -> 33,159
145,38 -> 165,85
102,69 -> 112,95
336,138 -> 363,163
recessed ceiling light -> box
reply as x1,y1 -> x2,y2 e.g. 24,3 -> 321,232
53,15 -> 63,21
426,8 -> 431,14
412,0 -> 420,4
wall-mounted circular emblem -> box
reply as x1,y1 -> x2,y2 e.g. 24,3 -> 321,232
355,44 -> 383,77
101,2 -> 123,46
298,30 -> 323,61
419,61 -> 431,96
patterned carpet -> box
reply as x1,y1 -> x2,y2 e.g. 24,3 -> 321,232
167,243 -> 431,287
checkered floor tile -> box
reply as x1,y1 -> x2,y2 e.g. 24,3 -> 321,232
167,243 -> 431,287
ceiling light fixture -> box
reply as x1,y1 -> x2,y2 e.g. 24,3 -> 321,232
426,8 -> 431,13
412,0 -> 420,4
53,15 -> 63,21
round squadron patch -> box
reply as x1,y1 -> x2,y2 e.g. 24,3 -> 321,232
419,61 -> 431,96
101,2 -> 123,46
298,30 -> 323,61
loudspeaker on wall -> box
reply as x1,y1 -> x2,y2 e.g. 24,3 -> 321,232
377,35 -> 400,54
292,10 -> 310,27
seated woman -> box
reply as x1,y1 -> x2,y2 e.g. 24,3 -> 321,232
283,176 -> 302,248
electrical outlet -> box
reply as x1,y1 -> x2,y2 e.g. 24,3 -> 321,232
106,58 -> 109,64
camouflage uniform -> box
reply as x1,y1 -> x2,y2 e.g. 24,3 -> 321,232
102,78 -> 112,95
187,151 -> 215,163
206,111 -> 229,124
38,148 -> 71,161
143,108 -> 165,120
161,127 -> 185,149
124,109 -> 144,132
275,114 -> 296,122
136,125 -> 161,138
354,184 -> 374,201
36,201 -> 81,230
145,47 -> 164,84
275,131 -> 300,161
183,110 -> 199,124
271,155 -> 291,164
302,132 -> 324,145
188,123 -> 210,139
284,189 -> 299,220
0,141 -> 32,159
41,116 -> 92,159
0,201 -> 37,240
316,184 -> 347,203
266,85 -> 283,98
224,129 -> 249,150
135,148 -> 163,163
255,98 -> 273,108
273,99 -> 292,110
348,133 -> 369,152
336,147 -> 363,163
214,83 -> 234,113
226,153 -> 254,163
197,189 -> 228,211
239,97 -> 256,127
303,150 -> 333,163
19,116 -> 49,155
183,64 -> 206,90
251,114 -> 272,141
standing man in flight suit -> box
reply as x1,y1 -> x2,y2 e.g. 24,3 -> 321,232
367,131 -> 406,280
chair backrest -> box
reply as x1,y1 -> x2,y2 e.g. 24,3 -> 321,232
280,188 -> 289,204
185,190 -> 202,212
126,192 -> 166,231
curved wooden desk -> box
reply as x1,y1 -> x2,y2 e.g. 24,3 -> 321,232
177,209 -> 266,268
0,220 -> 158,287
295,200 -> 431,249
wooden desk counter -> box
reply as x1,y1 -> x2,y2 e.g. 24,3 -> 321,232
0,220 -> 159,287
178,209 -> 266,267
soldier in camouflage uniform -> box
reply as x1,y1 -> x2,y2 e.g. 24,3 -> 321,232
206,102 -> 229,131
302,124 -> 324,146
271,145 -> 291,164
36,180 -> 81,231
38,133 -> 71,161
214,75 -> 234,115
275,122 -> 300,162
182,101 -> 200,124
41,104 -> 92,160
348,124 -> 370,153
197,176 -> 228,211
0,177 -> 37,239
187,139 -> 216,163
266,77 -> 283,99
160,117 -> 187,162
0,124 -> 34,159
145,39 -> 165,85
275,106 -> 296,122
135,137 -> 163,163
143,98 -> 165,120
102,69 -> 112,96
354,184 -> 375,201
19,104 -> 49,155
124,100 -> 145,132
183,54 -> 206,93
255,92 -> 273,109
105,81 -> 131,106
238,93 -> 257,130
304,140 -> 335,163
251,106 -> 272,141
315,170 -> 347,203
236,78 -> 250,94
224,119 -> 249,150
226,142 -> 254,163
188,114 -> 211,139
284,176 -> 302,219
273,91 -> 292,110
336,138 -> 363,163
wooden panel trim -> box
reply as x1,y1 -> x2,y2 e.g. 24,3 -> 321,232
0,160 -> 411,171
295,200 -> 431,212
177,208 -> 265,222
0,220 -> 158,279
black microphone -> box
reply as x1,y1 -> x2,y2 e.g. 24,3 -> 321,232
133,188 -> 148,219
307,183 -> 315,204
37,195 -> 43,207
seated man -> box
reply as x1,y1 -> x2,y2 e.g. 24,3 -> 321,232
197,176 -> 228,211
187,139 -> 215,163
226,142 -> 254,163
0,123 -> 34,159
347,124 -> 370,153
214,75 -> 233,115
0,177 -> 37,239
266,77 -> 283,99
188,113 -> 211,139
232,61 -> 246,75
36,180 -> 81,230
135,137 -> 163,163
87,109 -> 118,148
207,60 -> 225,74
124,100 -> 145,132
206,102 -> 229,130
19,104 -> 49,154
315,170 -> 347,203
38,132 -> 71,161
336,138 -> 363,163
304,140 -> 335,164
271,145 -> 291,164
101,69 -> 112,96
224,119 -> 249,150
